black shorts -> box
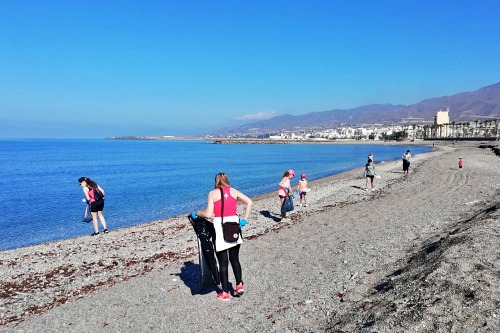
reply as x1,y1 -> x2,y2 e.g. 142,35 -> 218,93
366,175 -> 375,179
403,160 -> 410,171
90,200 -> 105,212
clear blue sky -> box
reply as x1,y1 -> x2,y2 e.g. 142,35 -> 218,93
1,0 -> 499,138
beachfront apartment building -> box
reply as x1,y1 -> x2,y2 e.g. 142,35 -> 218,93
435,108 -> 450,137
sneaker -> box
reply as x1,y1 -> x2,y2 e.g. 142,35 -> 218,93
103,229 -> 109,234
371,188 -> 375,192
91,232 -> 99,236
232,283 -> 245,297
217,292 -> 230,301
304,204 -> 308,207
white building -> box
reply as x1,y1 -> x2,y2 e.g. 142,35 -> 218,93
436,108 -> 450,137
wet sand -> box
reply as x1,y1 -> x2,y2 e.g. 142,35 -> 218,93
1,141 -> 499,332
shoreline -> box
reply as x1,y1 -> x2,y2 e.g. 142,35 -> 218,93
2,141 -> 499,331
1,140 -> 434,253
107,135 -> 444,145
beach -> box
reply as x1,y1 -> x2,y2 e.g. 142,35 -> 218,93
1,141 -> 499,332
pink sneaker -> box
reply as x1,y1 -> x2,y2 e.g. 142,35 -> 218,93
232,283 -> 245,297
217,292 -> 230,301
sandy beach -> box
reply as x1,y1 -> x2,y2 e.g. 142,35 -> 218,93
1,141 -> 499,332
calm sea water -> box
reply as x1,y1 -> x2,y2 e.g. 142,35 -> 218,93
0,139 -> 430,251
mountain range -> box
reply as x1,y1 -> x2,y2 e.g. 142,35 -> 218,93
222,82 -> 500,135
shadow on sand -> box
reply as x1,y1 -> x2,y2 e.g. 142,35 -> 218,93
260,210 -> 282,222
172,261 -> 218,296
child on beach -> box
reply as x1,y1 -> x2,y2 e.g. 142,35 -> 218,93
459,157 -> 463,169
297,173 -> 308,207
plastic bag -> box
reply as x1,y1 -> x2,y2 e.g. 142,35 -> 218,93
82,205 -> 93,223
281,195 -> 294,214
188,215 -> 220,287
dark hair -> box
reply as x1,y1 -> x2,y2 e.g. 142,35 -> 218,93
78,177 -> 97,188
283,171 -> 291,177
368,158 -> 372,163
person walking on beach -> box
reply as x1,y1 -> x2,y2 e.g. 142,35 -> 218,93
459,157 -> 463,169
278,169 -> 295,219
297,173 -> 308,207
195,173 -> 253,301
402,150 -> 411,176
78,177 -> 109,236
364,158 -> 376,191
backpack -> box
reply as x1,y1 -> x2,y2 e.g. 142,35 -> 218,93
91,186 -> 104,201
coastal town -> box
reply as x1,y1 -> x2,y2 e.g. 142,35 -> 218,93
222,109 -> 500,142
109,108 -> 500,143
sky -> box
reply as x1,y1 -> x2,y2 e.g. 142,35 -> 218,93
1,0 -> 500,138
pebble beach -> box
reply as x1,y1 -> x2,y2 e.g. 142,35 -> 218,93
1,141 -> 499,332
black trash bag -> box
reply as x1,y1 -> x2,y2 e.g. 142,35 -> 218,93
281,195 -> 294,214
187,215 -> 220,287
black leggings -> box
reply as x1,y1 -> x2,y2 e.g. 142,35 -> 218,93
216,245 -> 242,293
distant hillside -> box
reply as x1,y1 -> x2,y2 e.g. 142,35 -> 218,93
222,82 -> 500,135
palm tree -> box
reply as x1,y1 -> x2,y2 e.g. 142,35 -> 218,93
415,125 -> 422,139
432,123 -> 438,138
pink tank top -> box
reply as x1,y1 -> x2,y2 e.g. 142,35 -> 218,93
214,186 -> 237,217
88,187 -> 96,202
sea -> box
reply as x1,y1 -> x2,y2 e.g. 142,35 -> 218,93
0,139 -> 430,251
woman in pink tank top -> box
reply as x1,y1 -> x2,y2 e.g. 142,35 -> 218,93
278,169 -> 295,219
78,177 -> 109,236
196,173 -> 253,301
